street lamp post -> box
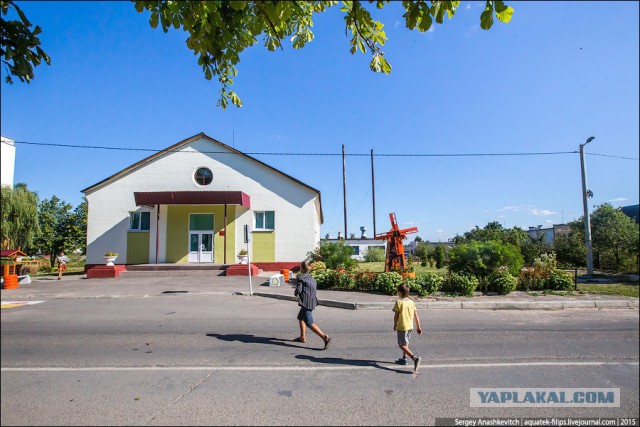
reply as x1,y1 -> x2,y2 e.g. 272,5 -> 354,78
580,136 -> 595,275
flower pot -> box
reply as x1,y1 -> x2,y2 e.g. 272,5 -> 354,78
237,255 -> 249,265
104,256 -> 118,266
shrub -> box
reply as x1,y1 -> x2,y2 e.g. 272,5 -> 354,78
334,270 -> 355,289
309,261 -> 326,272
533,252 -> 557,277
374,272 -> 403,295
414,272 -> 443,296
363,247 -> 385,262
443,273 -> 478,296
547,270 -> 574,291
433,243 -> 447,269
448,240 -> 524,283
38,264 -> 54,274
489,270 -> 517,295
307,241 -> 356,270
19,264 -> 38,275
517,267 -> 545,291
310,269 -> 334,289
354,270 -> 376,291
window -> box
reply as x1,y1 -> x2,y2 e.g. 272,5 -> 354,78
189,213 -> 214,231
194,167 -> 213,186
254,211 -> 275,230
351,246 -> 360,255
130,212 -> 151,231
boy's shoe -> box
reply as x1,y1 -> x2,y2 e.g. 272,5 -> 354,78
414,356 -> 422,372
323,336 -> 332,350
395,358 -> 408,365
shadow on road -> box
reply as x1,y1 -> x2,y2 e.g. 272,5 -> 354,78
295,354 -> 412,374
206,333 -> 322,350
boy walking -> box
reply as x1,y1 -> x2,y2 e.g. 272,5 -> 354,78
293,260 -> 332,350
57,251 -> 69,280
392,283 -> 422,371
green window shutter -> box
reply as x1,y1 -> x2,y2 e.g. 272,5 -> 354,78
265,211 -> 275,229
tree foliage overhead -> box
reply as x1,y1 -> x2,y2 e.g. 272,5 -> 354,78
133,0 -> 514,108
2,1 -> 513,106
0,0 -> 50,84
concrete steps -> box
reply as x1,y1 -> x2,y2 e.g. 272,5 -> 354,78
118,263 -> 264,278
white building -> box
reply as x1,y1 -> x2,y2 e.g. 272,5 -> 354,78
321,237 -> 386,261
82,133 -> 323,268
527,224 -> 570,244
1,136 -> 16,188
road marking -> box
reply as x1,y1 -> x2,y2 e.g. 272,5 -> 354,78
1,301 -> 45,309
2,361 -> 638,372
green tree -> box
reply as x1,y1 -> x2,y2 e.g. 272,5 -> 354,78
590,203 -> 639,271
520,232 -> 553,265
34,196 -> 79,267
307,240 -> 356,270
433,242 -> 447,269
413,242 -> 432,262
553,220 -> 586,267
134,0 -> 513,108
1,1 -> 514,107
448,240 -> 524,287
0,0 -> 50,83
70,197 -> 88,254
363,246 -> 385,262
0,183 -> 40,252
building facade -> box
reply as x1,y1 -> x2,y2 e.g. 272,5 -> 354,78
1,136 -> 15,188
82,133 -> 323,267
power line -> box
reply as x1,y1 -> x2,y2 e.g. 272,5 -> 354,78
13,140 -> 639,160
587,152 -> 639,161
13,140 -> 584,158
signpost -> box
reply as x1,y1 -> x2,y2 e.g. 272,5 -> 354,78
244,224 -> 252,295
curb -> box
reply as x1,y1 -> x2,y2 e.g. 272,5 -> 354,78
249,293 -> 639,311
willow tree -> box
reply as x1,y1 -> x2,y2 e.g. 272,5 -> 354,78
0,183 -> 40,251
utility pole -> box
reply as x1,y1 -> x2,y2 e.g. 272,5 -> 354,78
342,144 -> 348,240
371,149 -> 377,237
580,136 -> 595,275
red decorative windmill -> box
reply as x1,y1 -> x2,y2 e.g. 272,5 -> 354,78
374,213 -> 418,273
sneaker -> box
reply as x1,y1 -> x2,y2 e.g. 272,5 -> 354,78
395,358 -> 408,365
413,356 -> 422,372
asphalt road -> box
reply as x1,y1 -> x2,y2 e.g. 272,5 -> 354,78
1,294 -> 638,425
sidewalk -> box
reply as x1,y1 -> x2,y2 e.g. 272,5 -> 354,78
1,273 -> 638,310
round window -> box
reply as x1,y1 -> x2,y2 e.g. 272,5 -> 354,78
194,167 -> 213,186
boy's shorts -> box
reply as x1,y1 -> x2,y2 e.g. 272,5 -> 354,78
58,264 -> 67,272
297,307 -> 314,327
397,330 -> 412,346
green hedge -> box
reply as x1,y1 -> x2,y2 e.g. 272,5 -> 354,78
443,273 -> 478,296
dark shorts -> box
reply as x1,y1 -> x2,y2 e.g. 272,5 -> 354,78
297,307 -> 314,327
397,330 -> 412,346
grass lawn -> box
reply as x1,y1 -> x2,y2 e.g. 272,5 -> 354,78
357,261 -> 446,274
577,283 -> 639,298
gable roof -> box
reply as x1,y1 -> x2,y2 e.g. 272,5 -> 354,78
81,132 -> 323,222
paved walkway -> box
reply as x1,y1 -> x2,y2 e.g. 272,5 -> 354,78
1,273 -> 638,310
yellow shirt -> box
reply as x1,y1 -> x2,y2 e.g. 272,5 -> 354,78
393,298 -> 416,332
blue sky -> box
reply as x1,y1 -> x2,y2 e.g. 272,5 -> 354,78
1,1 -> 638,242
